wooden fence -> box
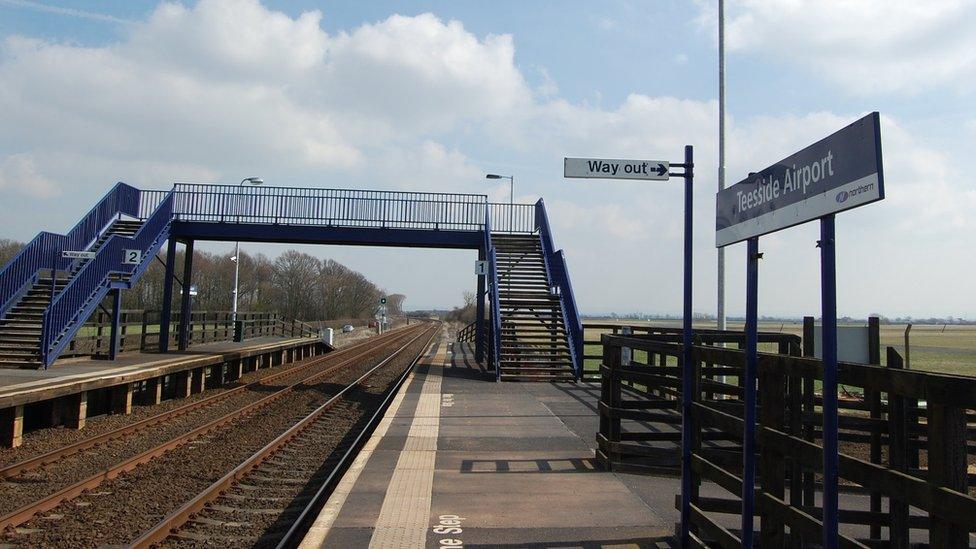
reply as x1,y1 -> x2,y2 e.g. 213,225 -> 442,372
598,330 -> 976,547
61,310 -> 319,358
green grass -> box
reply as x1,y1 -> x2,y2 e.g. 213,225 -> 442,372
583,320 -> 976,377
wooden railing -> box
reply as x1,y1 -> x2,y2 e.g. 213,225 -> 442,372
598,330 -> 976,548
61,310 -> 316,358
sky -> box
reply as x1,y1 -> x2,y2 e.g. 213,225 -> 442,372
0,0 -> 974,318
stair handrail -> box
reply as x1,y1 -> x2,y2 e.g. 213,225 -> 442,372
534,199 -> 583,380
41,191 -> 174,367
0,182 -> 141,317
484,207 -> 502,380
489,247 -> 503,381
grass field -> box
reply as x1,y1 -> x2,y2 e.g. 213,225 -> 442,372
583,320 -> 976,378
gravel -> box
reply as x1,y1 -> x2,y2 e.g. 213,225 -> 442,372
0,324 -> 433,548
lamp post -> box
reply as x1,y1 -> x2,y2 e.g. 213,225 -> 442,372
485,173 -> 514,231
232,177 -> 263,321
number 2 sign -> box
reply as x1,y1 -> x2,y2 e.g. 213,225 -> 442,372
123,249 -> 142,265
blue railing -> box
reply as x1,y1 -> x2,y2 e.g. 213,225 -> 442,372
171,184 -> 491,231
137,184 -> 538,234
42,192 -> 174,367
483,208 -> 503,379
0,182 -> 140,317
489,247 -> 503,381
488,202 -> 535,233
535,199 -> 582,380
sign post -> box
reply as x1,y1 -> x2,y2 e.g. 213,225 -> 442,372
564,148 -> 695,546
715,112 -> 884,548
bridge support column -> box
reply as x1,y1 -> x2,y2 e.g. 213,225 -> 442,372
475,248 -> 486,363
108,288 -> 122,360
159,238 -> 178,353
178,240 -> 194,351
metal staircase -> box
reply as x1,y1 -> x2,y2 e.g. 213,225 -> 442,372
0,219 -> 145,367
0,184 -> 173,369
492,234 -> 575,381
483,199 -> 582,382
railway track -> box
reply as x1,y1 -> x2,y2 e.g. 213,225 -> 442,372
134,323 -> 440,548
0,325 -> 415,480
0,323 -> 432,545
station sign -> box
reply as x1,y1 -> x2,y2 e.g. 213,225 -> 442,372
715,112 -> 884,247
122,249 -> 142,265
564,157 -> 669,181
474,260 -> 488,276
62,250 -> 95,259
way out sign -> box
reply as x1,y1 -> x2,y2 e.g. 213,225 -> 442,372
564,158 -> 669,181
715,112 -> 884,247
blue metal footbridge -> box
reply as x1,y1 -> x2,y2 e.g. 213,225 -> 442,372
0,183 -> 581,381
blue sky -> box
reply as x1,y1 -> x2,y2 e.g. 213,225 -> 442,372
1,0 -> 974,318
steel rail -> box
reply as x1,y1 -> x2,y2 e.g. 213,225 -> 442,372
274,325 -> 439,548
130,323 -> 439,548
0,324 -> 427,531
0,324 -> 415,480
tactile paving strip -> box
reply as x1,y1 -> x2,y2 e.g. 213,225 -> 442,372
368,350 -> 445,548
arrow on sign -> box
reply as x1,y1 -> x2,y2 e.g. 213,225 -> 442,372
654,163 -> 667,177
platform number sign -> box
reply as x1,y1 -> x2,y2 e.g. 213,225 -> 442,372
122,249 -> 142,265
474,260 -> 488,276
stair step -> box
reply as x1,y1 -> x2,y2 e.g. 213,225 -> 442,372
0,360 -> 42,369
0,326 -> 43,333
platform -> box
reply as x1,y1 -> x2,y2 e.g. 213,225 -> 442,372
0,336 -> 319,406
0,336 -> 324,447
300,342 -> 678,548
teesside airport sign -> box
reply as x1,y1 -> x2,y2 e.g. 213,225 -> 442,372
715,112 -> 884,247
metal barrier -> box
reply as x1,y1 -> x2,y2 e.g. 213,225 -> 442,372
535,198 -> 582,379
457,321 -> 477,343
138,185 -> 539,234
168,184 -> 494,231
489,202 -> 535,233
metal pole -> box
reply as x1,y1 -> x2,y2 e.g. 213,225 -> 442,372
178,240 -> 194,351
109,288 -> 122,360
475,248 -> 486,363
741,236 -> 760,546
509,175 -> 514,233
679,144 -> 694,545
820,214 -> 839,548
159,238 -> 177,353
717,0 -> 727,332
232,240 -> 240,321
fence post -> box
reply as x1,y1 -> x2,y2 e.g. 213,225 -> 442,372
866,316 -> 882,541
886,347 -> 909,549
140,311 -> 149,351
759,356 -> 786,547
601,338 -> 622,467
120,311 -> 129,353
801,316 -> 816,508
927,400 -> 968,548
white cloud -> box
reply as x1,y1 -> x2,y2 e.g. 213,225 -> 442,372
699,0 -> 976,94
0,153 -> 58,197
0,0 -> 973,316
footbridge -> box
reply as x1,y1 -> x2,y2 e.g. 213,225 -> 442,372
0,183 -> 581,380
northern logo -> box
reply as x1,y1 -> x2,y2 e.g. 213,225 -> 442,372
835,190 -> 849,203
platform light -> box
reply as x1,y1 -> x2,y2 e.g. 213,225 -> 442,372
485,173 -> 514,232
233,177 -> 264,322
